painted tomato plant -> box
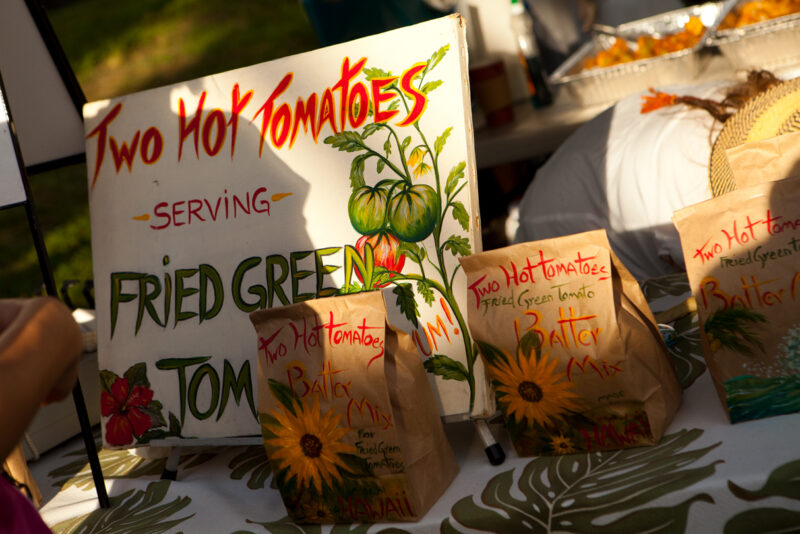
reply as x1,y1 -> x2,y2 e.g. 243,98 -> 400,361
327,45 -> 480,411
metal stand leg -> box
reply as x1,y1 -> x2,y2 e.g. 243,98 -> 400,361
72,379 -> 109,508
160,448 -> 181,481
475,419 -> 505,465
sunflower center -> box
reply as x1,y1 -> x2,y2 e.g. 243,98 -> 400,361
518,380 -> 543,402
300,433 -> 323,458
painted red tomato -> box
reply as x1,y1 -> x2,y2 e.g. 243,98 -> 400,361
348,186 -> 388,235
388,184 -> 439,242
355,232 -> 406,288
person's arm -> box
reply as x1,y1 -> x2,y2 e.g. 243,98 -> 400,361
0,297 -> 82,461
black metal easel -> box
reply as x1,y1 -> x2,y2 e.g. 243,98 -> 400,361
0,0 -> 109,508
0,73 -> 109,509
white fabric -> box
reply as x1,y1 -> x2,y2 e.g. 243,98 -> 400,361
515,80 -> 730,280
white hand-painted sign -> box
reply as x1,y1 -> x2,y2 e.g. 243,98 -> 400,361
84,15 -> 491,447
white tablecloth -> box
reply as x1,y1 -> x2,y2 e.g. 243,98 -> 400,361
30,274 -> 800,533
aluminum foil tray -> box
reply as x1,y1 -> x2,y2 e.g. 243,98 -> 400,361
550,2 -> 730,107
708,3 -> 800,71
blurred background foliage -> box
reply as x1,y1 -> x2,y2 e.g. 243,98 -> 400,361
0,0 -> 320,302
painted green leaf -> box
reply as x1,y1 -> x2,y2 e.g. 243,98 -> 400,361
443,429 -> 720,534
364,67 -> 391,80
229,445 -> 272,490
666,321 -> 706,389
246,516 -> 412,534
268,378 -> 298,414
376,159 -> 385,174
50,480 -> 192,534
324,131 -> 364,152
416,278 -> 435,305
728,457 -> 800,500
245,517 -> 320,534
704,306 -> 767,355
519,330 -> 541,360
372,267 -> 394,288
401,136 -> 411,151
476,340 -> 509,366
639,273 -> 691,302
123,362 -> 149,388
383,137 -> 392,157
434,127 -> 452,156
362,122 -> 382,139
443,235 -> 471,257
50,446 -> 215,492
398,241 -> 425,265
350,154 -> 369,189
50,448 -> 163,491
450,201 -> 469,231
421,80 -> 443,95
392,283 -> 419,328
423,354 -> 468,381
725,508 -> 800,534
99,369 -> 118,394
137,401 -> 167,428
445,161 -> 465,197
424,44 -> 449,74
168,411 -> 182,435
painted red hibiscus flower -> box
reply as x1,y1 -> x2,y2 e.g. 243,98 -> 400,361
101,377 -> 154,446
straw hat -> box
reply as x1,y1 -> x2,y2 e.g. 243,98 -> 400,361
708,76 -> 800,197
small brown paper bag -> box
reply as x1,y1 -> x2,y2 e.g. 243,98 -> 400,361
249,291 -> 458,523
726,130 -> 800,190
673,176 -> 800,423
459,229 -> 681,456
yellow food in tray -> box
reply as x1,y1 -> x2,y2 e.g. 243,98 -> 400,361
582,16 -> 705,70
718,0 -> 800,29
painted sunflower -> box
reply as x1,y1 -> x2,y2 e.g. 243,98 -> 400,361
264,396 -> 356,493
297,500 -> 338,523
550,434 -> 578,455
488,349 -> 581,428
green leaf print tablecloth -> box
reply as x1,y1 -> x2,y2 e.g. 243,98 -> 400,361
30,273 -> 800,533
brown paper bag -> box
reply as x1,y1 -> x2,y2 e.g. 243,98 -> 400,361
249,291 -> 458,523
673,176 -> 800,423
726,130 -> 800,190
458,229 -> 681,455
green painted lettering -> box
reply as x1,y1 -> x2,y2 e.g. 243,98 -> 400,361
156,356 -> 211,424
314,246 -> 341,298
265,254 -> 290,307
231,257 -> 265,312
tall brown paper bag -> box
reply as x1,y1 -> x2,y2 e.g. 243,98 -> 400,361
249,291 -> 458,523
673,176 -> 800,423
459,229 -> 681,455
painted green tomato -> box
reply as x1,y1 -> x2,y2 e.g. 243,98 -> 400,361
348,185 -> 388,235
388,184 -> 439,242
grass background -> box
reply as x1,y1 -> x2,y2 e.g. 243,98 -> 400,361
0,0 -> 320,301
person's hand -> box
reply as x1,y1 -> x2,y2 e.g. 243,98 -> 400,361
0,297 -> 82,460
0,298 -> 82,403
43,350 -> 81,405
